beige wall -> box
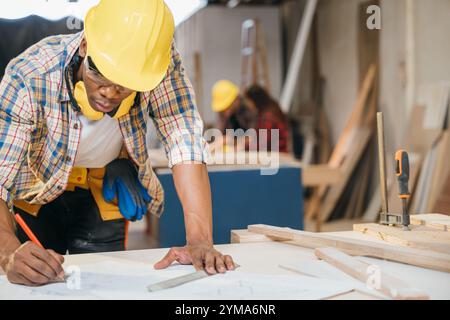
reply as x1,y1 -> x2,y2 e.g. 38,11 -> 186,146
175,1 -> 450,149
316,0 -> 360,146
414,0 -> 450,89
175,6 -> 283,126
290,0 -> 450,153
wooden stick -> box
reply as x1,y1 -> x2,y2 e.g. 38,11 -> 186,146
315,247 -> 429,300
353,223 -> 450,254
410,214 -> 450,231
279,0 -> 317,112
247,224 -> 450,273
377,112 -> 389,214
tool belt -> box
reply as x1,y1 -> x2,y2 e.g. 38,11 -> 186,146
14,167 -> 123,221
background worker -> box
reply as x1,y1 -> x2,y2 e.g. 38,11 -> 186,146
210,80 -> 256,151
244,84 -> 289,153
211,80 -> 256,134
0,0 -> 234,287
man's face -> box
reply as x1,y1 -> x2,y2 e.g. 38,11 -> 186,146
79,39 -> 134,113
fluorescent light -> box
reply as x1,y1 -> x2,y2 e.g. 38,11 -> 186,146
0,0 -> 206,26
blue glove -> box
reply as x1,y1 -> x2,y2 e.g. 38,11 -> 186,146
103,159 -> 152,221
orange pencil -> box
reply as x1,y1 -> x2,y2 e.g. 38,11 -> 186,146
14,213 -> 66,282
14,213 -> 44,249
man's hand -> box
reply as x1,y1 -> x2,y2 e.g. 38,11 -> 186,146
154,243 -> 235,275
4,241 -> 65,286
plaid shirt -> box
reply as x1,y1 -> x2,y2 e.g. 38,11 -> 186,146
257,111 -> 289,153
0,31 -> 210,217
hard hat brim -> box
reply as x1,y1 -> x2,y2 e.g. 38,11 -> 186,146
84,3 -> 173,92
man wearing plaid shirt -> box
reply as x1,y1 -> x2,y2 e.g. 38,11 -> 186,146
0,0 -> 235,286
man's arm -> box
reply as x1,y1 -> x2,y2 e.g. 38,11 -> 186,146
0,72 -> 64,285
0,200 -> 21,267
173,163 -> 212,246
153,163 -> 235,274
149,43 -> 235,273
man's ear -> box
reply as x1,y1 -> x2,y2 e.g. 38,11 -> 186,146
79,38 -> 87,58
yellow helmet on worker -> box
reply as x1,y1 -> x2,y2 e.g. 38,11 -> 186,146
84,0 -> 175,92
211,80 -> 239,112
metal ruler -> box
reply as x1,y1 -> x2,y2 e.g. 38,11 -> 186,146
148,264 -> 240,292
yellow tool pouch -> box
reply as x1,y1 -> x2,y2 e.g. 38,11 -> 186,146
14,167 -> 123,221
86,168 -> 122,221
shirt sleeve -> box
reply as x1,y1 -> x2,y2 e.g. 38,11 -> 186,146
148,42 -> 211,168
0,71 -> 33,207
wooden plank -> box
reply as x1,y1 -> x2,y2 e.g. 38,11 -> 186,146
406,106 -> 442,153
377,112 -> 389,214
316,69 -> 377,226
411,84 -> 450,213
427,131 -> 450,212
256,20 -> 270,92
247,224 -> 450,273
433,172 -> 450,215
280,0 -> 317,112
317,128 -> 373,224
410,214 -> 450,231
230,229 -> 273,243
302,165 -> 342,187
315,247 -> 429,300
412,144 -> 439,213
346,147 -> 372,219
353,223 -> 450,254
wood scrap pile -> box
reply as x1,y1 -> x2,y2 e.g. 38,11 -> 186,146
231,216 -> 450,299
378,83 -> 450,219
310,81 -> 450,228
241,222 -> 450,274
304,64 -> 378,230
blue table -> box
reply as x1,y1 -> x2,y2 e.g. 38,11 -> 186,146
157,166 -> 303,247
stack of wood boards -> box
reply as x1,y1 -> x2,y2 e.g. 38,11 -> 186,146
410,213 -> 450,231
433,174 -> 450,214
363,82 -> 450,221
232,219 -> 450,274
353,218 -> 450,255
232,216 -> 450,299
409,83 -> 450,214
314,247 -> 429,300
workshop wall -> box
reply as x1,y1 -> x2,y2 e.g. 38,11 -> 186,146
175,5 -> 283,126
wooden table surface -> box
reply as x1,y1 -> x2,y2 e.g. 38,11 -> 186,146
2,230 -> 448,300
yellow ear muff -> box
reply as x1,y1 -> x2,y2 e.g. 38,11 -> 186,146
73,81 -> 136,121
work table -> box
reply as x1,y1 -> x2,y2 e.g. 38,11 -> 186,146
1,230 -> 449,300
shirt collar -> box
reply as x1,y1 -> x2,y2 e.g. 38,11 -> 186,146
59,31 -> 84,103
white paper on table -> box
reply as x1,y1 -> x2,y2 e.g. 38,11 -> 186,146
280,258 -> 389,299
0,260 -> 355,300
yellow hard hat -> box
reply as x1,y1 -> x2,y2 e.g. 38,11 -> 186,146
84,0 -> 175,92
211,80 -> 239,112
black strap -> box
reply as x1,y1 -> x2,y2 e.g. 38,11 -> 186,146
64,50 -> 82,112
